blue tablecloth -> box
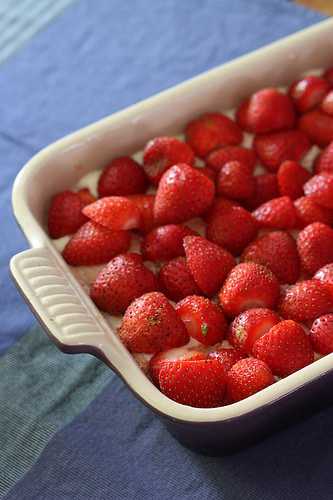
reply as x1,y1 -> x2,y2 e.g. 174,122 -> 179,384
1,1 -> 332,498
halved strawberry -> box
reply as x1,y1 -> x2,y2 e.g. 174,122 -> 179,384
141,224 -> 196,262
90,253 -> 157,315
185,112 -> 243,158
314,141 -> 333,174
48,190 -> 88,239
206,146 -> 257,173
252,196 -> 297,230
289,76 -> 330,113
128,194 -> 156,233
299,109 -> 333,147
279,280 -> 333,322
83,196 -> 141,231
310,314 -> 333,354
303,173 -> 333,209
143,136 -> 195,185
97,156 -> 147,197
208,347 -> 244,372
314,263 -> 333,297
150,347 -> 207,386
62,221 -> 131,266
158,257 -> 201,302
324,67 -> 333,86
277,160 -> 311,200
235,99 -> 250,129
321,90 -> 333,116
183,235 -> 236,296
219,262 -> 280,317
246,173 -> 279,210
154,163 -> 215,225
176,295 -> 228,346
297,222 -> 333,275
216,161 -> 255,201
226,358 -> 274,403
294,196 -> 333,228
228,308 -> 280,354
118,292 -> 189,354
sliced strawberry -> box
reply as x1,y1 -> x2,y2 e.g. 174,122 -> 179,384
185,112 -> 243,158
141,224 -> 196,262
83,196 -> 141,231
277,160 -> 311,200
154,163 -> 215,225
236,88 -> 295,134
219,262 -> 280,317
128,194 -> 156,233
176,295 -> 228,346
279,280 -> 333,322
246,173 -> 279,210
183,235 -> 235,296
97,156 -> 147,197
297,222 -> 333,275
118,292 -> 189,354
226,358 -> 274,403
206,198 -> 258,255
304,173 -> 333,209
150,347 -> 207,386
289,76 -> 330,113
314,264 -> 333,297
48,190 -> 88,239
321,90 -> 333,116
310,314 -> 333,354
314,141 -> 333,174
158,257 -> 201,302
253,320 -> 314,377
254,130 -> 311,171
206,146 -> 257,173
143,136 -> 194,185
228,308 -> 280,355
217,161 -> 255,201
242,231 -> 300,284
90,253 -> 157,315
294,196 -> 333,228
208,347 -> 244,372
252,196 -> 297,230
62,221 -> 131,266
158,358 -> 226,408
299,109 -> 333,147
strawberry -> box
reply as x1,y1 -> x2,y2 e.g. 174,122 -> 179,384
253,320 -> 314,377
154,163 -> 215,225
97,156 -> 147,197
279,280 -> 333,322
83,196 -> 141,231
150,347 -> 206,386
299,109 -> 333,147
246,173 -> 279,210
324,67 -> 333,86
289,76 -> 330,113
62,221 -> 131,266
254,130 -> 311,171
158,358 -> 226,408
143,136 -> 194,185
196,165 -> 217,182
228,308 -> 280,354
128,194 -> 156,233
235,99 -> 250,130
237,88 -> 295,134
176,295 -> 228,346
226,358 -> 274,403
310,314 -> 333,354
206,198 -> 258,255
48,190 -> 88,238
219,262 -> 280,317
77,188 -> 96,205
277,160 -> 311,200
206,146 -> 257,173
294,196 -> 333,228
216,161 -> 255,201
314,141 -> 333,174
141,224 -> 196,262
252,196 -> 297,230
304,173 -> 333,209
90,253 -> 158,315
314,264 -> 333,297
297,222 -> 333,275
320,90 -> 333,116
118,292 -> 189,354
241,231 -> 300,284
208,347 -> 244,372
158,257 -> 201,302
183,235 -> 236,296
185,112 -> 243,158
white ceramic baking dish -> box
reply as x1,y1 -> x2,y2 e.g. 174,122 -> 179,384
10,18 -> 333,454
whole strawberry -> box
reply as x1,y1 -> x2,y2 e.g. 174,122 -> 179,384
252,196 -> 297,230
324,66 -> 333,86
62,221 -> 131,266
304,173 -> 333,209
299,109 -> 333,147
206,146 -> 257,173
314,141 -> 333,174
97,156 -> 147,197
141,224 -> 196,262
219,262 -> 280,317
208,347 -> 244,372
48,190 -> 89,238
150,347 -> 206,386
297,222 -> 333,275
277,160 -> 311,200
216,161 -> 255,201
154,163 -> 215,225
237,88 -> 295,134
253,320 -> 314,377
294,196 -> 333,228
289,76 -> 329,113
83,196 -> 142,231
242,231 -> 300,284
279,280 -> 333,322
228,308 -> 280,354
314,263 -> 333,297
246,173 -> 279,210
183,235 -> 235,296
143,136 -> 194,185
310,314 -> 333,354
90,253 -> 158,315
128,194 -> 156,233
226,358 -> 274,403
158,358 -> 226,407
321,90 -> 333,116
185,112 -> 243,158
158,257 -> 201,302
176,295 -> 228,346
118,292 -> 189,353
